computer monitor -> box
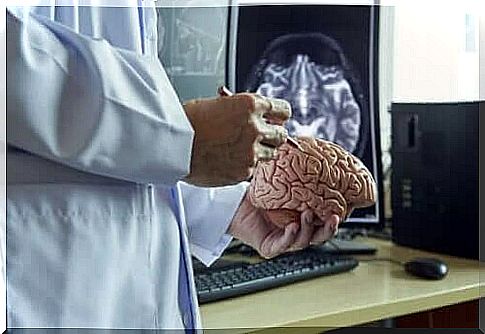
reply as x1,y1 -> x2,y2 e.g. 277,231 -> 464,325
227,4 -> 384,229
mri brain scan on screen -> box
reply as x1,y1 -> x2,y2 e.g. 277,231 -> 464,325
246,33 -> 364,156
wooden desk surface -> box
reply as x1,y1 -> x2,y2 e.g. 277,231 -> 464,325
200,238 -> 485,332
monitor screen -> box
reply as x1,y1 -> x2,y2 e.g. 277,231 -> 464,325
228,4 -> 383,227
157,4 -> 232,101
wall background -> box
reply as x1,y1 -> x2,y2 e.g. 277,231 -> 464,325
392,3 -> 479,103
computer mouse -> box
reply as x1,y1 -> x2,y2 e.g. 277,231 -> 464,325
404,257 -> 449,280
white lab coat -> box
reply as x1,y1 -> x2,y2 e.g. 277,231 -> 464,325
6,2 -> 247,329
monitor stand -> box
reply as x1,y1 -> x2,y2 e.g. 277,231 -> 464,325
313,238 -> 377,256
223,231 -> 377,258
314,228 -> 378,255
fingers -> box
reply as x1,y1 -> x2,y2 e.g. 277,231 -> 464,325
260,223 -> 299,259
248,117 -> 287,163
259,213 -> 340,259
254,142 -> 278,162
310,215 -> 340,245
301,209 -> 315,225
256,96 -> 292,124
290,210 -> 316,250
309,227 -> 327,245
248,93 -> 291,146
256,119 -> 289,148
257,96 -> 291,148
237,94 -> 291,160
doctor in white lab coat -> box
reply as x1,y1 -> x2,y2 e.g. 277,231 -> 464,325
6,2 -> 339,330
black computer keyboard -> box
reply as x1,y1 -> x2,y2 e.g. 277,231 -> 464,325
194,249 -> 358,304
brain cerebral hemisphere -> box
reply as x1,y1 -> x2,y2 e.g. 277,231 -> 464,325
249,137 -> 376,228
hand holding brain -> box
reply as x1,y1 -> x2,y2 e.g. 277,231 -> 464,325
249,137 -> 376,229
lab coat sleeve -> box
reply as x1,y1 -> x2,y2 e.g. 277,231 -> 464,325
6,9 -> 194,185
180,182 -> 249,266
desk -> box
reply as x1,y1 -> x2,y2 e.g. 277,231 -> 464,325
200,237 -> 484,333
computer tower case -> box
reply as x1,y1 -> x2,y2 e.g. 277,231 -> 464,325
391,102 -> 480,260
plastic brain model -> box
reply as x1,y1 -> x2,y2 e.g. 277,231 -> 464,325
249,137 -> 376,228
